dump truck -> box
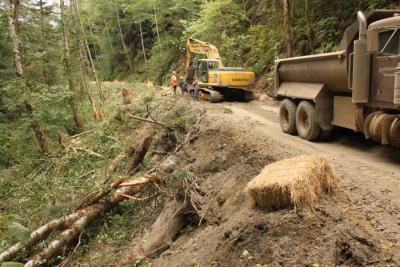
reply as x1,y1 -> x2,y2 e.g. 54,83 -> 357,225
275,10 -> 400,148
185,37 -> 255,102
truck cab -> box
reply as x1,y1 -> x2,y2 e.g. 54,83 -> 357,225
367,15 -> 400,108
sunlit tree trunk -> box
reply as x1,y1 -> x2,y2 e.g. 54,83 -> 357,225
89,24 -> 101,66
5,0 -> 50,154
60,0 -> 84,131
282,0 -> 292,57
70,0 -> 88,97
153,1 -> 162,54
304,0 -> 313,53
74,0 -> 105,102
70,0 -> 103,122
139,14 -> 147,64
5,0 -> 23,76
39,0 -> 51,86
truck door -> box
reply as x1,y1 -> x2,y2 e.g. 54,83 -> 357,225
371,29 -> 400,107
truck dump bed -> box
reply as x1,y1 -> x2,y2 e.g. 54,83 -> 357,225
276,51 -> 350,94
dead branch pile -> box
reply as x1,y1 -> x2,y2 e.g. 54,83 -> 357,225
245,155 -> 339,211
0,104 -> 205,266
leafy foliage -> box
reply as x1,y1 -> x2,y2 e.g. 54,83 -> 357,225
6,223 -> 31,244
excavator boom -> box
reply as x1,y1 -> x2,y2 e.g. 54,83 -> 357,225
186,37 -> 224,69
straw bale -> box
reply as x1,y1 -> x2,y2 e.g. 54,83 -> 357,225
245,155 -> 338,211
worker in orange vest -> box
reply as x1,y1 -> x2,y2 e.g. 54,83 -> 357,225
170,71 -> 178,94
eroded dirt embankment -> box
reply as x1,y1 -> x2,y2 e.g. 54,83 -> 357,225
116,96 -> 400,267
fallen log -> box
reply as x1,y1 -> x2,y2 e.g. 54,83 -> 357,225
75,177 -> 128,210
24,174 -> 159,267
0,211 -> 86,263
127,136 -> 153,175
131,199 -> 192,259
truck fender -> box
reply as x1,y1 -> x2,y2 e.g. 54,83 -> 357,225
277,82 -> 333,131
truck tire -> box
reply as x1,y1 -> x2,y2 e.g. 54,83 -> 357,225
296,101 -> 321,141
279,99 -> 297,135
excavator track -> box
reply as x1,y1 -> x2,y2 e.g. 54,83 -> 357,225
199,88 -> 223,102
199,87 -> 255,102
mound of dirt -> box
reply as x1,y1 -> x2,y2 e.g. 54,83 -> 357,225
119,105 -> 397,266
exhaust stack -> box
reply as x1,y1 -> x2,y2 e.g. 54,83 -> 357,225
352,11 -> 370,104
357,11 -> 367,40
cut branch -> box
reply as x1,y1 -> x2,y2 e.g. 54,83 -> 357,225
129,114 -> 173,130
72,146 -> 103,158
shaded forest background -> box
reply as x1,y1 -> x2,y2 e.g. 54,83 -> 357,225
1,0 -> 400,179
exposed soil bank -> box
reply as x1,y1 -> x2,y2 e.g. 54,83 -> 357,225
119,96 -> 400,266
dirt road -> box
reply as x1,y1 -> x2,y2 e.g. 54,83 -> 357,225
203,99 -> 400,262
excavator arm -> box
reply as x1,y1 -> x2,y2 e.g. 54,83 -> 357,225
185,37 -> 224,70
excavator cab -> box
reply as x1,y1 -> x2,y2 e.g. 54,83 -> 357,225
197,59 -> 220,83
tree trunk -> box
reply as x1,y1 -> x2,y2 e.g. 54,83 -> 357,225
139,16 -> 147,64
131,199 -> 192,259
25,101 -> 51,155
70,0 -> 89,97
70,0 -> 103,121
25,205 -> 104,267
114,4 -> 133,71
304,0 -> 313,53
39,0 -> 51,86
89,24 -> 101,66
60,0 -> 84,132
0,211 -> 85,263
104,20 -> 114,52
153,1 -> 162,54
282,0 -> 292,57
127,136 -> 152,175
5,0 -> 51,154
24,175 -> 157,267
74,0 -> 105,102
5,0 -> 23,76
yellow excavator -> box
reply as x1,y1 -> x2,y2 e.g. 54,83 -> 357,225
185,37 -> 255,102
